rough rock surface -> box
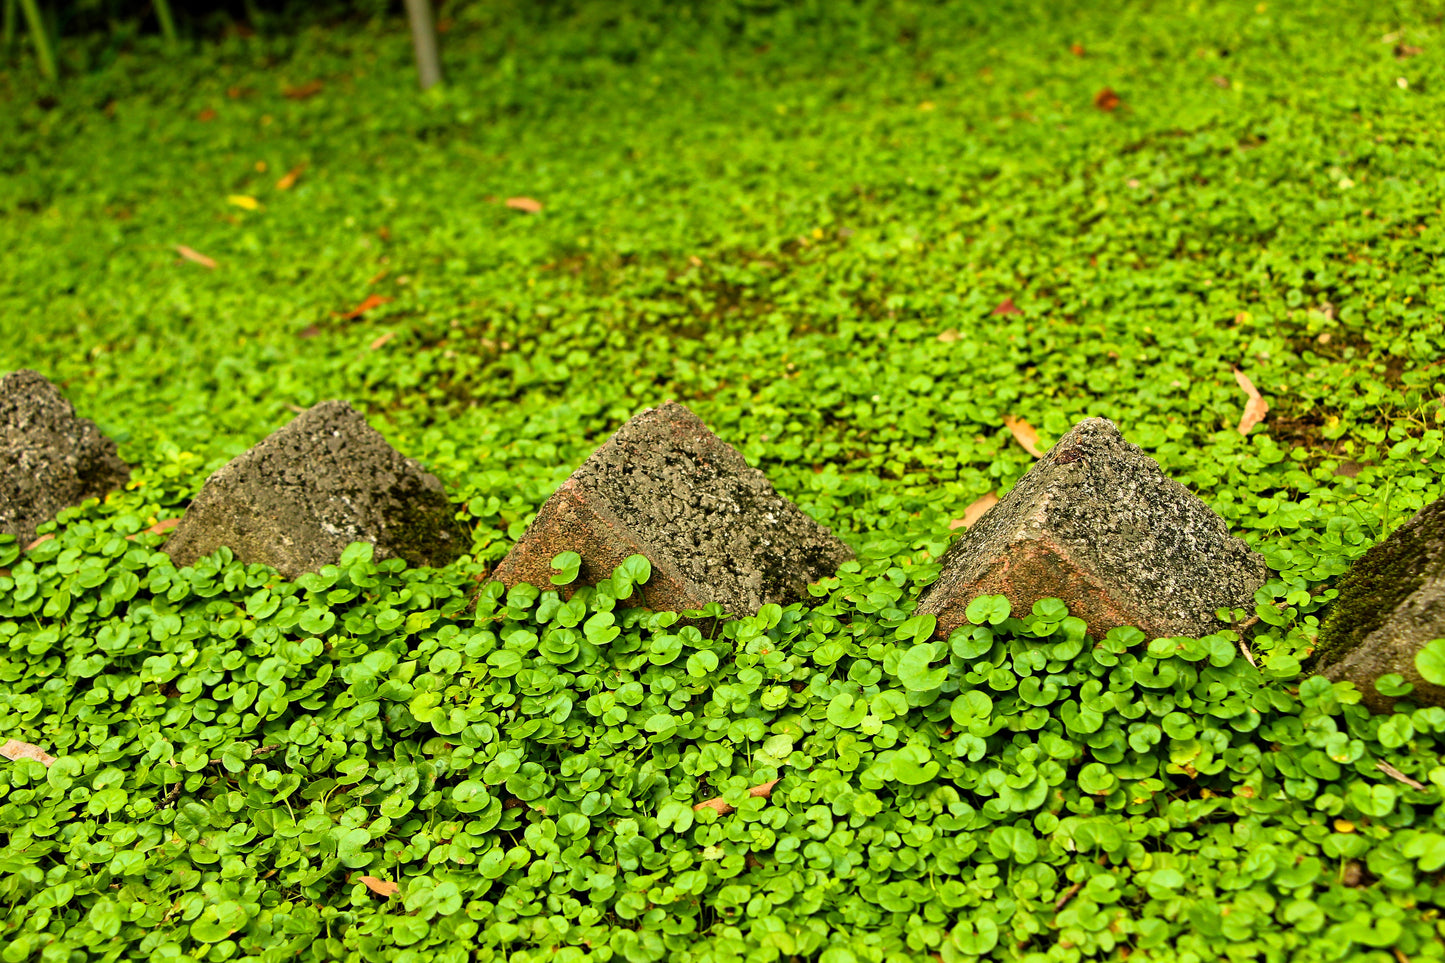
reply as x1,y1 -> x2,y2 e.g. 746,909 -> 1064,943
1315,498 -> 1445,713
492,402 -> 853,613
164,401 -> 468,578
916,417 -> 1267,640
0,369 -> 131,544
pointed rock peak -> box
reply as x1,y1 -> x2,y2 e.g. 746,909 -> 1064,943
918,416 -> 1267,640
0,369 -> 131,544
1315,497 -> 1445,712
493,401 -> 853,614
164,400 -> 468,578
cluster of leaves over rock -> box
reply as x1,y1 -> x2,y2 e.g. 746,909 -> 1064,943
4,497 -> 1445,962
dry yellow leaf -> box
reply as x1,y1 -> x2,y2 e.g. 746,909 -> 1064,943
950,492 -> 998,530
1,739 -> 57,767
1334,819 -> 1356,833
937,328 -> 962,343
359,876 -> 399,897
1234,368 -> 1269,434
505,196 -> 543,213
1002,415 -> 1044,458
175,245 -> 218,269
227,195 -> 261,211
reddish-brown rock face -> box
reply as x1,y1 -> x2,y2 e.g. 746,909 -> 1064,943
916,417 -> 1267,640
492,402 -> 852,614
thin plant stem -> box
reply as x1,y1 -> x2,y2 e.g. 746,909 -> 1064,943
17,0 -> 56,79
152,0 -> 178,48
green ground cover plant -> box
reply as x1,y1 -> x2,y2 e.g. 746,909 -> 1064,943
2,0 -> 1445,959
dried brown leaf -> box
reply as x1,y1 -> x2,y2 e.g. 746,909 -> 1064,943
126,518 -> 181,541
369,331 -> 397,351
336,294 -> 392,320
1233,367 -> 1269,435
176,245 -> 218,269
505,196 -> 544,213
694,778 -> 781,816
950,492 -> 998,530
1093,87 -> 1122,111
24,534 -> 53,551
1376,760 -> 1426,790
283,80 -> 324,100
1002,415 -> 1044,458
991,298 -> 1023,316
275,164 -> 307,191
359,876 -> 399,897
1,739 -> 57,767
936,328 -> 963,343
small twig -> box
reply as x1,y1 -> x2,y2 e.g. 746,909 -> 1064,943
1377,760 -> 1426,791
694,777 -> 780,816
157,781 -> 183,811
1054,880 -> 1084,911
1394,948 -> 1411,963
208,742 -> 284,766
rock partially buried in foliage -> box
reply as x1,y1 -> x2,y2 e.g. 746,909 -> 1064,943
916,417 -> 1267,640
492,401 -> 853,613
164,401 -> 468,578
0,369 -> 131,544
1314,498 -> 1445,713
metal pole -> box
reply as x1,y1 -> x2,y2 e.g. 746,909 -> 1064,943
403,0 -> 442,90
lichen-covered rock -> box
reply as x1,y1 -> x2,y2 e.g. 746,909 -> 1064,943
492,402 -> 852,613
0,369 -> 131,544
1315,498 -> 1445,713
164,401 -> 468,578
916,417 -> 1267,640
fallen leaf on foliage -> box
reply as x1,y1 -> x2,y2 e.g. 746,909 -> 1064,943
360,876 -> 399,897
24,535 -> 53,551
1,739 -> 56,767
1396,43 -> 1424,59
505,196 -> 543,213
369,331 -> 396,350
1233,368 -> 1269,435
991,298 -> 1023,316
937,328 -> 962,343
694,778 -> 780,816
283,80 -> 324,100
197,107 -> 218,122
336,294 -> 392,320
1002,415 -> 1044,458
1333,460 -> 1364,478
1212,75 -> 1231,89
1093,87 -> 1122,111
176,245 -> 218,269
1376,760 -> 1426,790
950,492 -> 999,530
227,195 -> 261,211
298,325 -> 320,339
275,164 -> 307,191
126,518 -> 181,540
1070,43 -> 1085,56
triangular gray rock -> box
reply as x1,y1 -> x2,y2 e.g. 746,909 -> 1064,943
164,401 -> 468,578
493,402 -> 853,613
917,417 -> 1268,640
1315,498 -> 1445,713
0,369 -> 131,544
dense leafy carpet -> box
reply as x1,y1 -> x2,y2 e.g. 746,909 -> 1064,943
2,1 -> 1444,960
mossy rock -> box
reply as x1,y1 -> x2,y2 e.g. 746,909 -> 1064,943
1315,498 -> 1445,713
